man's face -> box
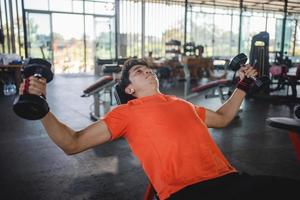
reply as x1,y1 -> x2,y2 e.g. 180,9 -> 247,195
126,65 -> 158,95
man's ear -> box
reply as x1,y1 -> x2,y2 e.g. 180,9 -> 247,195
125,86 -> 135,95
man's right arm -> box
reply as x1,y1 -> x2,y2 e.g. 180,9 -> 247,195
21,76 -> 111,155
41,112 -> 111,155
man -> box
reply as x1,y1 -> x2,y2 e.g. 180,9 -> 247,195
21,58 -> 299,200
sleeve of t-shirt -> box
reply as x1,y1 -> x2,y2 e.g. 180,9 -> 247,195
101,104 -> 129,141
194,106 -> 206,121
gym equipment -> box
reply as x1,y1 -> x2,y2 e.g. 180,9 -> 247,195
195,45 -> 204,57
266,106 -> 300,161
165,39 -> 181,59
183,52 -> 270,104
273,51 -> 293,69
228,53 -> 270,90
249,32 -> 270,94
249,31 -> 270,77
13,58 -> 53,120
269,63 -> 300,97
183,63 -> 231,102
81,64 -> 122,121
183,42 -> 196,56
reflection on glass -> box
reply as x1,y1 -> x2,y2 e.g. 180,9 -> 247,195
85,15 -> 95,72
27,13 -> 52,61
95,17 -> 115,60
72,0 -> 83,13
52,13 -> 84,73
240,13 -> 269,56
285,20 -> 296,55
274,19 -> 294,55
84,1 -> 115,15
295,25 -> 300,56
24,0 -> 48,10
94,2 -> 115,15
266,17 -> 276,53
189,9 -> 214,56
50,0 -> 72,12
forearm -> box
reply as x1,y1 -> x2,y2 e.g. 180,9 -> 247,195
216,88 -> 246,126
41,112 -> 77,154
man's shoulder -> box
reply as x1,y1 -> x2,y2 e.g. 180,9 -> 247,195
164,94 -> 186,102
110,104 -> 129,113
165,95 -> 202,108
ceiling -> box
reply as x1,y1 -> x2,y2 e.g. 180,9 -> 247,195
178,0 -> 300,14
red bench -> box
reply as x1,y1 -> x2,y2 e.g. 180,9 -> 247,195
185,78 -> 232,102
191,79 -> 231,93
81,75 -> 114,97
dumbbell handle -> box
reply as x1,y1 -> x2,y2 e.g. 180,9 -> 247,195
247,75 -> 266,88
23,79 -> 30,94
23,73 -> 43,95
243,58 -> 265,87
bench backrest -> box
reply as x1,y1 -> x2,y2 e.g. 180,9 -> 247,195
114,83 -> 136,105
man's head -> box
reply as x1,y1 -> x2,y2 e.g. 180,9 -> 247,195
119,58 -> 159,98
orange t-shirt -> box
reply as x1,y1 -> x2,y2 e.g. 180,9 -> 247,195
102,94 -> 236,200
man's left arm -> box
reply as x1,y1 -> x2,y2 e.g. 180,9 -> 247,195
205,89 -> 245,128
204,65 -> 257,128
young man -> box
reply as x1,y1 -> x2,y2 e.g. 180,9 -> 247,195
21,58 -> 299,200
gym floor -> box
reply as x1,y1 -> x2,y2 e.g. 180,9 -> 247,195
0,74 -> 300,200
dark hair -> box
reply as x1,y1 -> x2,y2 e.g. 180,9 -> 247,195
119,58 -> 149,92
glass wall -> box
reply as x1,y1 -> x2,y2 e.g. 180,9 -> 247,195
266,13 -> 277,53
144,0 -> 185,58
23,0 -> 115,73
118,0 -> 185,58
294,19 -> 300,58
1,0 -> 300,74
119,0 -> 142,58
187,5 -> 240,58
52,13 -> 84,73
240,11 -> 267,56
27,12 -> 52,62
94,16 -> 115,60
187,4 -> 300,62
0,0 -> 11,54
11,0 -> 24,57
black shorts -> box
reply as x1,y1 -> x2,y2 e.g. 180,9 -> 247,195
169,172 -> 300,200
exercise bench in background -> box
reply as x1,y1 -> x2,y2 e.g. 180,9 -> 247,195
266,106 -> 300,161
182,64 -> 232,102
81,64 -> 122,121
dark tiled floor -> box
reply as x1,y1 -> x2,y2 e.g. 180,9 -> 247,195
0,74 -> 300,200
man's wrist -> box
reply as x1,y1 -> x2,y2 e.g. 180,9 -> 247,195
236,77 -> 255,94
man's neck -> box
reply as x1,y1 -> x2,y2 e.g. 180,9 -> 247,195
136,89 -> 161,98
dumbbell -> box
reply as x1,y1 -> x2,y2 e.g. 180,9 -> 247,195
228,53 -> 269,88
13,58 -> 53,120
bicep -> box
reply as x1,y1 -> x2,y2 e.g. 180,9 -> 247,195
72,120 -> 112,154
204,108 -> 226,128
